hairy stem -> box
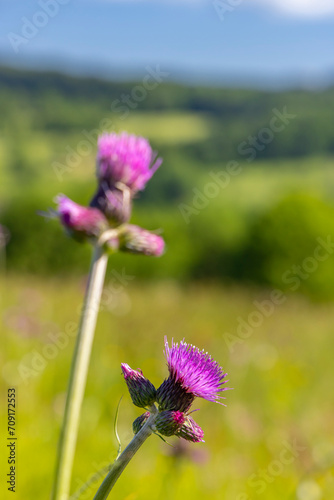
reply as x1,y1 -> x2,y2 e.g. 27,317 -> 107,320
52,244 -> 108,500
93,406 -> 158,500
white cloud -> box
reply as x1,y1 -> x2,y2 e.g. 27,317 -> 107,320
96,0 -> 334,18
250,0 -> 334,18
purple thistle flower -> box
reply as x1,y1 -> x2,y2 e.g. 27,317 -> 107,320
119,224 -> 165,257
164,337 -> 228,402
56,195 -> 108,241
157,337 -> 228,411
96,132 -> 162,193
121,363 -> 157,409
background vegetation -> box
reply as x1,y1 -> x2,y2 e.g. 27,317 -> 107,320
1,65 -> 334,297
1,66 -> 334,499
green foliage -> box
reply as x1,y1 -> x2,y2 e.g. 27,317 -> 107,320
1,66 -> 334,299
237,192 -> 334,299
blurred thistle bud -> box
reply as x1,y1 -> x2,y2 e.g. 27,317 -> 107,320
155,410 -> 185,437
121,363 -> 157,408
55,195 -> 109,242
90,182 -> 132,226
133,411 -> 150,435
176,415 -> 205,443
96,132 -> 162,194
119,224 -> 165,257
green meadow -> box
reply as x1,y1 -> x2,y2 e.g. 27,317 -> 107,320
1,279 -> 334,499
1,66 -> 334,499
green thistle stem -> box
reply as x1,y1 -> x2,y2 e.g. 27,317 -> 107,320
52,244 -> 108,500
93,406 -> 158,500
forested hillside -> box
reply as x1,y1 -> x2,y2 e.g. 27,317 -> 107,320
1,66 -> 334,298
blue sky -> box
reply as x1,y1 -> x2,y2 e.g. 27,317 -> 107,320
1,0 -> 334,88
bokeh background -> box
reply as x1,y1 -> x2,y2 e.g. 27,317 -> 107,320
1,1 -> 334,499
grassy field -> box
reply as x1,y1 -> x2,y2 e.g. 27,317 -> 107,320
1,276 -> 334,500
2,67 -> 334,499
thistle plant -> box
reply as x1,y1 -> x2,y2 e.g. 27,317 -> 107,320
50,131 -> 229,500
50,132 -> 164,500
93,337 -> 229,499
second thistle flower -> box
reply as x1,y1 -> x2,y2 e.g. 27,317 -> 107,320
92,132 -> 162,225
53,132 -> 165,256
122,338 -> 229,444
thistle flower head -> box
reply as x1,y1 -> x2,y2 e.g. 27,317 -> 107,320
55,195 -> 108,241
96,132 -> 162,193
121,363 -> 156,409
125,338 -> 229,446
163,337 -> 228,403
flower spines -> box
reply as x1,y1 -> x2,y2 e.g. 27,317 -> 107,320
121,363 -> 156,409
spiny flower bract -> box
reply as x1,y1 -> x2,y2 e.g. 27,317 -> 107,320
121,363 -> 157,408
120,224 -> 165,257
176,415 -> 205,443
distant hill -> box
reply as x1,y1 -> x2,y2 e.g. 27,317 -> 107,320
1,65 -> 334,163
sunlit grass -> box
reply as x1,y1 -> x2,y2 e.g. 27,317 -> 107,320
117,112 -> 212,144
1,276 -> 333,499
